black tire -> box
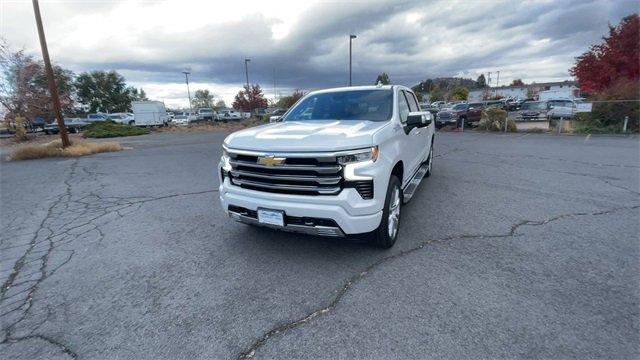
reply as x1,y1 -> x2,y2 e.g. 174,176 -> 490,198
425,141 -> 433,178
370,175 -> 402,249
129,120 -> 135,126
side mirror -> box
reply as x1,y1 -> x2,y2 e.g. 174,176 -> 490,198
406,112 -> 431,127
548,105 -> 554,109
270,116 -> 282,123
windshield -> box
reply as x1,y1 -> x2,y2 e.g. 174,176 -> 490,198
522,102 -> 547,110
452,104 -> 467,110
283,89 -> 393,122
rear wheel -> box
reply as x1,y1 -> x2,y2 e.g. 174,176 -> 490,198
370,175 -> 402,249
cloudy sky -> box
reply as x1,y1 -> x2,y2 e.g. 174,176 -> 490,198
1,0 -> 637,107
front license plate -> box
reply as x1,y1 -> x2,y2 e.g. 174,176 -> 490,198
257,208 -> 284,227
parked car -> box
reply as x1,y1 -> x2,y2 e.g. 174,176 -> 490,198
482,100 -> 504,109
167,112 -> 175,121
197,108 -> 217,121
44,118 -> 88,134
87,113 -> 108,122
253,108 -> 268,120
516,101 -> 549,121
27,117 -> 46,132
218,110 -> 242,121
546,99 -> 576,119
172,114 -> 190,125
219,85 -> 434,248
430,101 -> 446,109
436,102 -> 482,128
269,108 -> 287,123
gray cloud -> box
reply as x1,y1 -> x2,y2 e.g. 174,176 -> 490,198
2,0 -> 637,103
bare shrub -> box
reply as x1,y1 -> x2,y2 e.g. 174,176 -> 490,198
9,139 -> 122,161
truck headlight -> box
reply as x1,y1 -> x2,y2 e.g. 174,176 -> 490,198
336,146 -> 379,165
221,149 -> 232,172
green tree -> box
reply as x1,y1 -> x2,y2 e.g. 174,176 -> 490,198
192,89 -> 215,108
130,88 -> 148,101
75,70 -> 140,113
375,72 -> 390,85
214,99 -> 226,109
476,74 -> 487,88
429,84 -> 443,101
450,86 -> 469,101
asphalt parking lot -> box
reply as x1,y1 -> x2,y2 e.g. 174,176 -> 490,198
1,131 -> 638,359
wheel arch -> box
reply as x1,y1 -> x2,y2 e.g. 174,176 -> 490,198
391,161 -> 404,184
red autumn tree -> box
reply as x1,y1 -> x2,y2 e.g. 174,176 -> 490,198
510,79 -> 524,86
278,89 -> 306,108
232,84 -> 268,112
570,14 -> 639,93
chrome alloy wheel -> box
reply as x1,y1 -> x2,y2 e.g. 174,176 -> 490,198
387,186 -> 401,239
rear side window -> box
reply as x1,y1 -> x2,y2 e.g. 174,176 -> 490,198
403,90 -> 419,112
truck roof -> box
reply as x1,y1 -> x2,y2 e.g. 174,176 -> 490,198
309,85 -> 401,95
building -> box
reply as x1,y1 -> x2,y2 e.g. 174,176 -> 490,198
468,80 -> 579,102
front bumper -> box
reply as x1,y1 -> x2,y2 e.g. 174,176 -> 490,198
219,178 -> 383,235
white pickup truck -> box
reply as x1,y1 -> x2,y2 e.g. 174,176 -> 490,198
218,85 -> 434,248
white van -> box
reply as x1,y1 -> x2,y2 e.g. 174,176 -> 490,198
131,101 -> 168,126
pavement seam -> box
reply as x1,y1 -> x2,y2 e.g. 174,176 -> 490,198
236,205 -> 640,359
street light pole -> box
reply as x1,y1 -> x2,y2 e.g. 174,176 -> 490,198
182,70 -> 192,114
244,58 -> 251,90
349,35 -> 357,86
32,0 -> 70,148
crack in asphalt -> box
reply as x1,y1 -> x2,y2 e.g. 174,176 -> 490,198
237,205 -> 640,359
0,157 -> 218,355
4,334 -> 78,359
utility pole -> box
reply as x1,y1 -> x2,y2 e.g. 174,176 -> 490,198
182,70 -> 192,114
32,0 -> 70,147
273,67 -> 277,104
349,34 -> 357,86
244,58 -> 251,90
496,70 -> 500,88
486,71 -> 492,100
244,58 -> 251,113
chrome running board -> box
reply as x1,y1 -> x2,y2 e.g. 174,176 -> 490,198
402,162 -> 429,204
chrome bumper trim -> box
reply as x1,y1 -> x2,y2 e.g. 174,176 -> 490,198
228,211 -> 345,237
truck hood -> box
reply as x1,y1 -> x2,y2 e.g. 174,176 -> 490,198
224,120 -> 389,152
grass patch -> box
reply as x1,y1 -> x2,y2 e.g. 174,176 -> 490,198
84,121 -> 150,138
9,139 -> 122,161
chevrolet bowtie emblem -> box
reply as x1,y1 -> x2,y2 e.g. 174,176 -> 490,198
257,155 -> 285,166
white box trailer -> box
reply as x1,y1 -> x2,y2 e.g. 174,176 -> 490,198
131,101 -> 167,126
538,89 -> 576,101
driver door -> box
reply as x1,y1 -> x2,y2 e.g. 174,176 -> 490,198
397,90 -> 425,185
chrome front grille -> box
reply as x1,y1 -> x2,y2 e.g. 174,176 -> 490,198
228,152 -> 343,196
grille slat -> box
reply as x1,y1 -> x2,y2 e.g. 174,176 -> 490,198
232,169 -> 341,185
229,152 -> 343,196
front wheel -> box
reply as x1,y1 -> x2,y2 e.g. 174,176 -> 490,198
370,175 -> 402,248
